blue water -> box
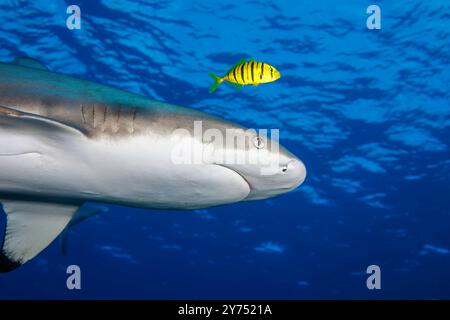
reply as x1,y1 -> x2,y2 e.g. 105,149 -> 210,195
0,0 -> 449,299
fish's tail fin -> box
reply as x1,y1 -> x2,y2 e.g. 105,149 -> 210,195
208,72 -> 224,93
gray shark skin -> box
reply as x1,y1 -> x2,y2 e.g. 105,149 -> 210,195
0,58 -> 306,272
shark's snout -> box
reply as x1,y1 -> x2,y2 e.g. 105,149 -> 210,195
284,158 -> 307,190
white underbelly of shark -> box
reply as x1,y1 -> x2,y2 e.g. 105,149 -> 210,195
0,118 -> 251,209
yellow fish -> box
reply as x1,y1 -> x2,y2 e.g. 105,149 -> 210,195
208,58 -> 281,92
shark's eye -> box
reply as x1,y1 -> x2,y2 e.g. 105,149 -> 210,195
254,136 -> 265,149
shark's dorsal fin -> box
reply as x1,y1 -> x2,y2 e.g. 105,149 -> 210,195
0,200 -> 79,272
12,57 -> 48,71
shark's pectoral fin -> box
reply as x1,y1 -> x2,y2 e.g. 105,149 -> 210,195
0,104 -> 86,138
0,200 -> 79,272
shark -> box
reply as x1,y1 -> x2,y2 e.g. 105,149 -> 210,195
0,57 -> 306,272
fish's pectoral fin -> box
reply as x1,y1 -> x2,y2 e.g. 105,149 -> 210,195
0,200 -> 80,272
59,204 -> 108,256
228,82 -> 244,90
12,57 -> 48,71
0,104 -> 87,138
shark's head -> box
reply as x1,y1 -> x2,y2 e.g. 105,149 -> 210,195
239,144 -> 306,201
201,125 -> 306,201
167,112 -> 306,207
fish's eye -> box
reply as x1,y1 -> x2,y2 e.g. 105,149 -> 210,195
254,136 -> 265,149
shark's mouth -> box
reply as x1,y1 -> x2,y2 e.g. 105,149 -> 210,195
213,163 -> 275,201
213,163 -> 253,192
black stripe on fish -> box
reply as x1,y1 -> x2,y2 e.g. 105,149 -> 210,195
251,61 -> 255,82
260,62 -> 264,80
233,66 -> 238,83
